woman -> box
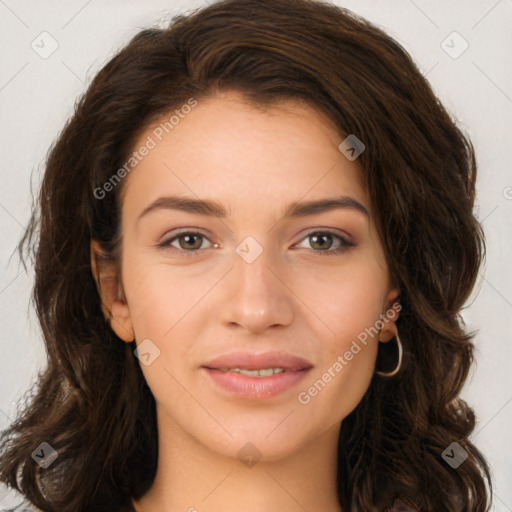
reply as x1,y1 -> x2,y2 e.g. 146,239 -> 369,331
0,0 -> 492,510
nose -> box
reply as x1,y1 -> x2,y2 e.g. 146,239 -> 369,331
219,241 -> 295,334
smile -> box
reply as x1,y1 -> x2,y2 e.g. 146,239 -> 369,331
202,351 -> 313,399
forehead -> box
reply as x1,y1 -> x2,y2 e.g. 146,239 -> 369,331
121,91 -> 369,221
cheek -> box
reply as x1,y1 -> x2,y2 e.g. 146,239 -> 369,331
298,256 -> 387,349
293,258 -> 386,417
122,255 -> 209,339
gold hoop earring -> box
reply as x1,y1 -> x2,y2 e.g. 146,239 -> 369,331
376,332 -> 403,377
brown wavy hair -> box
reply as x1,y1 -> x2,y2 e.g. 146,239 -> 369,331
0,0 -> 493,510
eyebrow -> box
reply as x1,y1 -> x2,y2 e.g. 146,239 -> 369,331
136,194 -> 369,224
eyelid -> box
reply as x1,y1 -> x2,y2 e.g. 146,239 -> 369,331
157,227 -> 357,255
295,227 -> 355,244
157,229 -> 216,250
292,229 -> 356,253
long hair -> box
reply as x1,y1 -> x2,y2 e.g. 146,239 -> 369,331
0,0 -> 492,510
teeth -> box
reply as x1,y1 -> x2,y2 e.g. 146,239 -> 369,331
257,368 -> 275,377
221,368 -> 285,376
241,369 -> 260,377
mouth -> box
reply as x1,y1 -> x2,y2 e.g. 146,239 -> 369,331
215,367 -> 287,377
201,351 -> 313,400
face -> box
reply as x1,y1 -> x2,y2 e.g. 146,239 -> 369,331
102,90 -> 399,461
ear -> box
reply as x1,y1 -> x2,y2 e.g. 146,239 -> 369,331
378,287 -> 401,343
90,240 -> 135,343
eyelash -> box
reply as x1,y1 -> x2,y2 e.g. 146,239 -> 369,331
156,230 -> 356,257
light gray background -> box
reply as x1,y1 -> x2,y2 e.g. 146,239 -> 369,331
1,0 -> 511,509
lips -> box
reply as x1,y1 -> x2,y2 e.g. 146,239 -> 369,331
201,351 -> 313,400
203,351 -> 313,372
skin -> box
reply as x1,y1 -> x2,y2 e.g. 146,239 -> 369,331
92,90 -> 400,512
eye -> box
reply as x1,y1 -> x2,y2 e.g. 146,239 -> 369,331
157,229 -> 356,257
293,230 -> 356,255
157,231 -> 217,255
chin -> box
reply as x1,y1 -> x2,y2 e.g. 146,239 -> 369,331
195,413 -> 329,464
